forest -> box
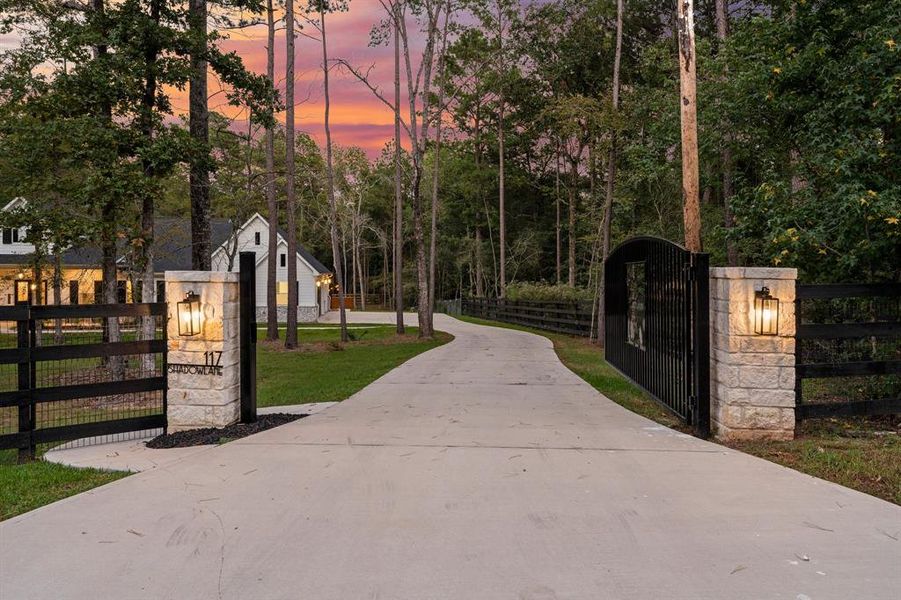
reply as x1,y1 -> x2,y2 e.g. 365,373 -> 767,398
0,0 -> 898,341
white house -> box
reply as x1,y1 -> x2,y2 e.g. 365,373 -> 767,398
0,200 -> 332,322
209,213 -> 332,322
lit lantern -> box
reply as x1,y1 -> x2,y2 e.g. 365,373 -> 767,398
177,291 -> 202,337
754,287 -> 779,336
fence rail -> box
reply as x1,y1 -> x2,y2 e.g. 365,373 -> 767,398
0,302 -> 168,461
795,282 -> 901,420
461,297 -> 595,337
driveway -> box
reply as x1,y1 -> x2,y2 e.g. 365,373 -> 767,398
1,313 -> 898,599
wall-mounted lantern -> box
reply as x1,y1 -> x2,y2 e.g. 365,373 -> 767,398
754,287 -> 779,336
177,291 -> 202,337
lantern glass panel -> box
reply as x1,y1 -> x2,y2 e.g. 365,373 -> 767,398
754,288 -> 779,336
177,292 -> 202,336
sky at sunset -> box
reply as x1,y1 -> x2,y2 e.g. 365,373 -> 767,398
201,3 -> 414,158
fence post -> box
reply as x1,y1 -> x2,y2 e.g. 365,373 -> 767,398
16,302 -> 33,462
693,253 -> 710,438
239,252 -> 257,423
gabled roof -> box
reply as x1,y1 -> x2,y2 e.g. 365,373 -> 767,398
151,217 -> 234,272
219,213 -> 331,276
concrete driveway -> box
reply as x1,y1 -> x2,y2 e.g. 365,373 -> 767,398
1,313 -> 899,599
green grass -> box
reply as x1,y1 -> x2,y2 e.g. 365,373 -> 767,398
729,418 -> 901,505
257,325 -> 452,406
0,450 -> 127,521
457,315 -> 900,505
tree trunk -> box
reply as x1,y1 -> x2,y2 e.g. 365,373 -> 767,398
567,165 -> 576,287
497,2 -> 506,298
284,0 -> 298,348
320,8 -> 348,342
101,209 -> 122,378
140,0 -> 161,370
53,251 -> 62,344
94,0 -> 122,376
597,0 -> 624,343
265,0 -> 279,340
677,0 -> 703,252
393,5 -> 405,334
555,141 -> 562,284
189,0 -> 211,271
474,228 -> 484,297
498,97 -> 506,297
428,9 -> 450,332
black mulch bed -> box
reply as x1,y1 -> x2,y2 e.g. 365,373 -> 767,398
146,413 -> 305,449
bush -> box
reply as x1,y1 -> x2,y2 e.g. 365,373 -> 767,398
505,282 -> 593,303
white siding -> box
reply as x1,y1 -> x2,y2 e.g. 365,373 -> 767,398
210,215 -> 322,310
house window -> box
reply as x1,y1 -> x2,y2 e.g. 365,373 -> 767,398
15,281 -> 29,303
2,228 -> 18,244
157,281 -> 166,303
276,281 -> 288,306
69,281 -> 79,305
255,232 -> 261,245
280,253 -> 286,267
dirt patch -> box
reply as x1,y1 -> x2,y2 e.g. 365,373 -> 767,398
146,413 -> 304,449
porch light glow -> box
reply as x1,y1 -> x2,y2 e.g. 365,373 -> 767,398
177,291 -> 202,337
754,287 -> 779,336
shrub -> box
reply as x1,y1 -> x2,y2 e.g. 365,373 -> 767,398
505,282 -> 593,303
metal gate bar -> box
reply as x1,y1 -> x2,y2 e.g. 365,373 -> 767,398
604,236 -> 710,436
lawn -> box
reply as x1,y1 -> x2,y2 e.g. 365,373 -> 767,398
456,315 -> 901,505
257,325 -> 452,406
0,324 -> 451,521
0,450 -> 127,521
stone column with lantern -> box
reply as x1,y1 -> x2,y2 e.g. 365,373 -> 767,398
165,271 -> 242,431
709,267 -> 797,441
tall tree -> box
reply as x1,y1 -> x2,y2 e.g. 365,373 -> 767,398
427,1 -> 451,330
393,1 -> 406,333
495,0 -> 507,297
189,0 -> 211,271
310,0 -> 350,342
676,0 -> 702,252
597,0 -> 624,342
265,0 -> 280,340
284,0 -> 299,348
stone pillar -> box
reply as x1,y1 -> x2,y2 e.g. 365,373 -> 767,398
165,271 -> 241,431
710,267 -> 797,441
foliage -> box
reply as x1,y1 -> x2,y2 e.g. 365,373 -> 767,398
504,282 -> 592,303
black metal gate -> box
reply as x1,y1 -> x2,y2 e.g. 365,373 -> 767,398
604,236 -> 710,436
0,302 -> 167,460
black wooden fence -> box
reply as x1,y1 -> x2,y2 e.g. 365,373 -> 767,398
796,283 -> 900,419
0,303 -> 167,461
461,297 -> 594,336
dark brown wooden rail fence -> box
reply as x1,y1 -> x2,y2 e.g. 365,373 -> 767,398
461,297 -> 594,337
795,283 -> 900,420
0,303 -> 167,461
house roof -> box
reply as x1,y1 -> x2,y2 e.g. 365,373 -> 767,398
225,213 -> 331,276
151,217 -> 234,272
0,211 -> 330,275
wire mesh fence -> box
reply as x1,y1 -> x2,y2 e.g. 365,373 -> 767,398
796,284 -> 901,418
0,303 -> 167,461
